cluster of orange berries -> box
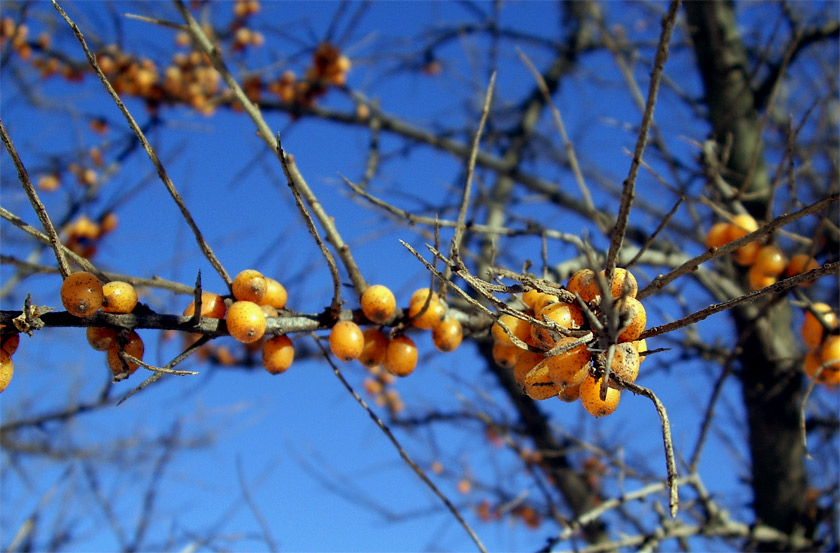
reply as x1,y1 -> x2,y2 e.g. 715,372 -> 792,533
705,214 -> 820,291
266,42 -> 352,111
491,268 -> 647,418
61,213 -> 118,259
801,303 -> 839,387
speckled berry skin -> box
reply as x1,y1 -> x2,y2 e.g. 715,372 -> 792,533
384,335 -> 418,377
432,317 -> 463,352
232,270 -> 267,303
361,285 -> 396,324
329,321 -> 365,361
107,330 -> 144,380
580,376 -> 621,418
101,281 -> 138,314
226,301 -> 267,344
616,296 -> 646,342
61,271 -> 104,317
262,335 -> 294,374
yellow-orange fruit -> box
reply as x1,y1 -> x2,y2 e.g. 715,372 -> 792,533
260,304 -> 279,318
635,338 -> 648,364
491,314 -> 532,347
106,330 -> 144,379
557,383 -> 581,402
101,281 -> 138,314
733,240 -> 762,266
524,362 -> 560,400
225,300 -> 267,344
819,336 -> 840,386
87,326 -> 117,351
183,292 -> 227,319
409,287 -> 440,307
384,335 -> 418,377
705,221 -> 732,249
1,333 -> 19,356
532,293 -> 559,315
361,284 -> 396,324
601,268 -> 637,298
566,269 -> 600,302
748,264 -> 776,291
616,296 -> 646,342
786,254 -> 819,285
492,343 -> 521,370
531,302 -> 584,350
521,289 -> 543,310
61,271 -> 104,317
754,245 -> 787,276
329,320 -> 365,361
359,328 -> 389,368
608,342 -> 640,384
262,335 -> 294,374
545,337 -> 590,389
432,317 -> 463,352
232,269 -> 267,303
262,278 -> 288,309
407,296 -> 445,329
726,214 -> 759,240
801,303 -> 838,349
513,350 -> 544,387
0,350 -> 13,393
580,375 -> 621,417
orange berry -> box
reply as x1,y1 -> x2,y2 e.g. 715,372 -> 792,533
566,269 -> 600,303
545,337 -> 590,388
557,383 -> 581,402
580,375 -> 621,417
407,296 -> 445,329
87,326 -> 117,351
705,221 -> 731,248
106,330 -> 145,379
616,296 -> 646,342
608,342 -> 640,384
329,320 -> 365,361
521,289 -> 543,309
61,271 -> 104,317
409,287 -> 440,306
359,328 -> 389,369
384,335 -> 418,377
513,350 -> 544,387
225,301 -> 267,343
635,338 -> 648,364
801,303 -> 838,349
261,278 -> 287,309
491,314 -> 531,347
786,254 -> 819,286
260,304 -> 279,318
818,336 -> 840,386
183,292 -> 227,319
524,362 -> 560,400
262,335 -> 295,374
0,350 -> 13,393
754,245 -> 788,276
361,284 -> 396,324
232,269 -> 267,303
733,240 -> 762,266
432,317 -> 463,352
748,264 -> 777,291
601,268 -> 638,298
532,293 -> 560,315
492,343 -> 521,370
531,302 -> 584,350
1,333 -> 19,356
726,214 -> 759,240
101,281 -> 138,314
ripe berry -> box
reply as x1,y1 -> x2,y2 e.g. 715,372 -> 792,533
531,302 -> 584,350
183,292 -> 227,319
409,287 -> 440,307
359,328 -> 389,369
513,350 -> 544,387
616,296 -> 646,342
432,317 -> 463,352
786,254 -> 819,286
754,245 -> 788,277
532,293 -> 559,315
524,362 -> 560,400
262,335 -> 294,374
748,264 -> 776,291
491,314 -> 531,347
361,284 -> 397,324
329,320 -> 365,361
566,269 -> 599,303
601,268 -> 637,298
492,343 -> 521,370
1,333 -> 20,356
261,278 -> 288,309
87,326 -> 117,351
225,300 -> 267,343
407,295 -> 445,329
635,338 -> 648,364
61,271 -> 104,317
106,330 -> 144,379
557,383 -> 581,402
0,350 -> 13,393
608,342 -> 640,384
101,281 -> 138,313
232,269 -> 267,303
521,289 -> 543,310
580,375 -> 621,417
818,336 -> 840,386
705,221 -> 731,249
726,214 -> 759,240
801,303 -> 838,349
384,335 -> 418,377
545,337 -> 590,388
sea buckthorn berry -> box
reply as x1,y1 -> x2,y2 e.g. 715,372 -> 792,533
106,330 -> 145,380
1,333 -> 19,356
407,295 -> 445,329
262,278 -> 288,309
87,326 -> 117,351
557,383 -> 581,402
608,342 -> 640,384
818,336 -> 840,386
492,343 -> 521,370
432,317 -> 463,352
726,214 -> 759,241
732,240 -> 762,266
546,337 -> 590,389
566,269 -> 600,303
262,335 -> 294,374
491,314 -> 531,347
524,362 -> 560,400
0,350 -> 13,393
513,350 -> 544,387
801,303 -> 838,349
384,335 -> 418,377
521,289 -> 543,310
786,254 -> 819,285
361,284 -> 396,324
101,281 -> 138,314
260,304 -> 279,318
409,287 -> 440,307
748,264 -> 776,291
232,269 -> 267,303
329,320 -> 365,361
635,338 -> 648,364
531,302 -> 584,350
61,271 -> 104,317
532,293 -> 559,315
580,375 -> 621,417
183,292 -> 227,319
359,328 -> 389,369
754,245 -> 788,276
616,296 -> 646,342
705,221 -> 731,249
601,268 -> 638,298
225,300 -> 267,344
